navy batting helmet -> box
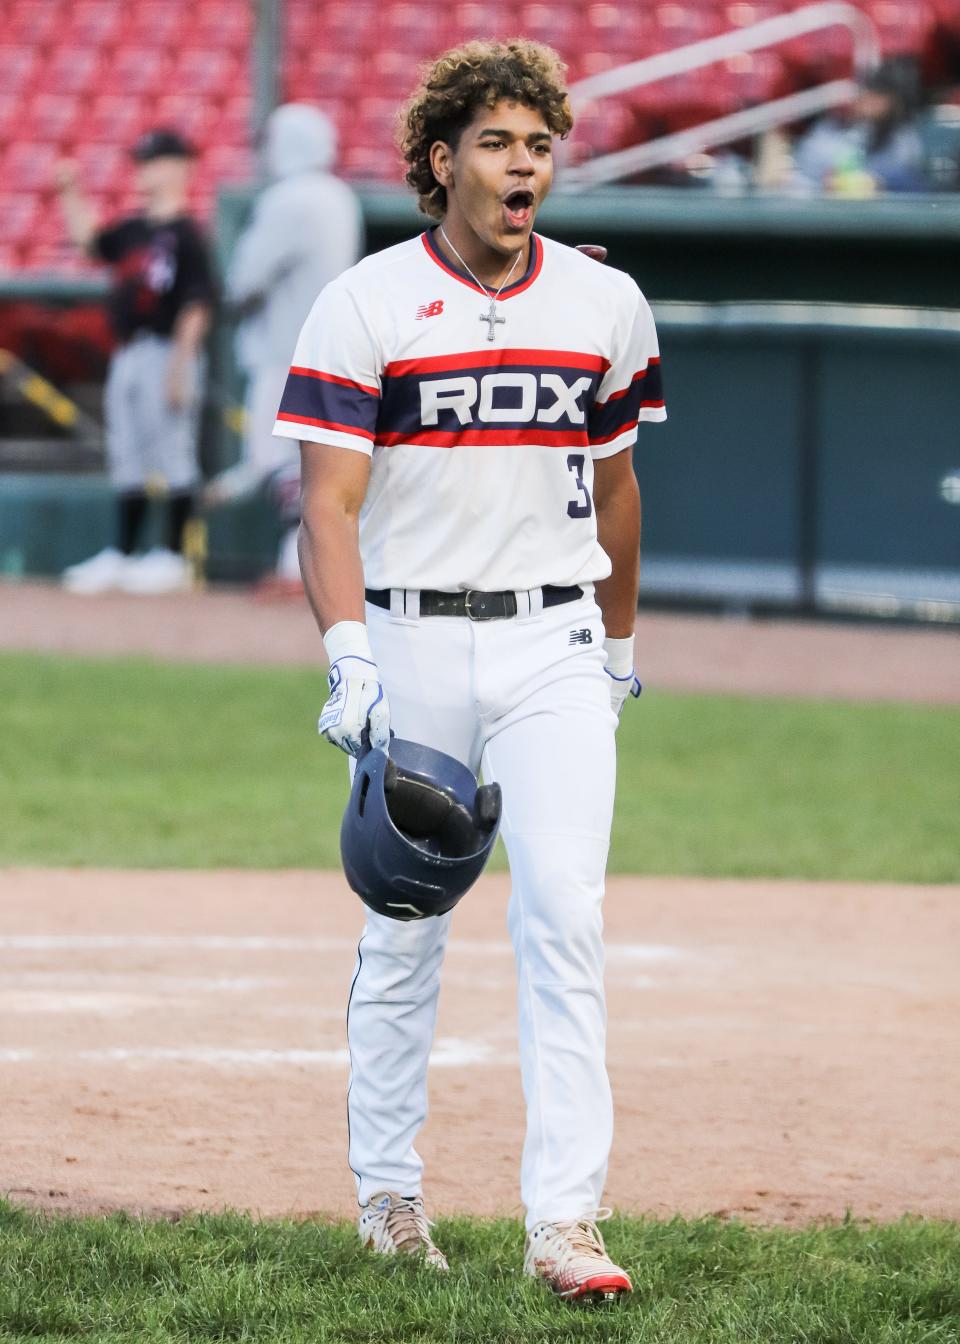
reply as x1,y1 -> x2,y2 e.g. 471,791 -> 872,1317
341,737 -> 502,921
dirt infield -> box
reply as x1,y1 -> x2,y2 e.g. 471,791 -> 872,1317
1,579 -> 958,703
3,869 -> 958,1225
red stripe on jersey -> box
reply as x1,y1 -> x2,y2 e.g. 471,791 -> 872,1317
277,411 -> 375,439
288,367 -> 379,397
384,349 -> 611,378
421,231 -> 543,299
376,427 -> 590,448
595,357 -> 661,406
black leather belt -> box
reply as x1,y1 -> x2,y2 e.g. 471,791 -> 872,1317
364,585 -> 583,620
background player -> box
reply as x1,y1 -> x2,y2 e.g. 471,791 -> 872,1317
274,40 -> 665,1302
57,129 -> 217,595
205,103 -> 363,596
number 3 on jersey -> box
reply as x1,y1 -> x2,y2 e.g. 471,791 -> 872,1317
566,453 -> 593,519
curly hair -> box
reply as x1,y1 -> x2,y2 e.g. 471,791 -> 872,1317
399,39 -> 574,220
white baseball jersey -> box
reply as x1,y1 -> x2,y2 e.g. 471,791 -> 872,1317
273,229 -> 665,591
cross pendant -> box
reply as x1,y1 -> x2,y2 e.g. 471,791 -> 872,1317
480,299 -> 505,341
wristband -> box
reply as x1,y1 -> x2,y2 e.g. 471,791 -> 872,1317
322,620 -> 375,668
603,634 -> 635,680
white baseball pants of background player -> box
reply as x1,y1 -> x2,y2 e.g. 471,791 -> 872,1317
104,332 -> 205,491
345,586 -> 619,1232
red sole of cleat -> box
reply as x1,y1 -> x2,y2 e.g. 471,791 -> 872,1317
565,1274 -> 632,1300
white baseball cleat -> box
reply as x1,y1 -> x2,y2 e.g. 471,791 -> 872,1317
524,1209 -> 632,1303
61,546 -> 128,594
358,1191 -> 449,1270
119,547 -> 190,594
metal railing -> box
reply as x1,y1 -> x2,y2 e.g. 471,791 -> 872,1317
561,2 -> 882,189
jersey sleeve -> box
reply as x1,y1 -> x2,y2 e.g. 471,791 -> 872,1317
273,278 -> 380,455
588,287 -> 666,460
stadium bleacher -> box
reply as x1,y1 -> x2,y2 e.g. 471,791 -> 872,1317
0,0 -> 956,272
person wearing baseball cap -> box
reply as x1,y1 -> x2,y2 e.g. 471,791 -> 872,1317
56,127 -> 217,594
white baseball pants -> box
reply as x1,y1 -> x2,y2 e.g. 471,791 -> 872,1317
104,333 -> 204,492
346,588 -> 619,1230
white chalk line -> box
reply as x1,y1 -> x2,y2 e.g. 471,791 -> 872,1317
0,934 -> 691,963
0,1037 -> 494,1069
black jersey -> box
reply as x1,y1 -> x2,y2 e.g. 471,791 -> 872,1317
93,215 -> 217,341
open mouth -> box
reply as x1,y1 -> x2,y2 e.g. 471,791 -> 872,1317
502,188 -> 535,229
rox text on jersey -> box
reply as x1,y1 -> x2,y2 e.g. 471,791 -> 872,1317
277,349 -> 663,449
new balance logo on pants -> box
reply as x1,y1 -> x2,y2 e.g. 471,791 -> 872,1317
568,629 -> 593,645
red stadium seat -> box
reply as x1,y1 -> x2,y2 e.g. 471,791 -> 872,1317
565,99 -> 642,163
29,93 -> 84,144
722,49 -> 789,108
5,2 -> 61,47
186,2 -> 253,52
101,46 -> 173,97
340,144 -> 401,181
449,2 -> 520,40
200,143 -> 254,185
649,4 -> 719,52
63,2 -> 124,48
152,94 -> 220,147
582,6 -> 646,58
781,21 -> 861,85
367,48 -> 420,99
0,241 -> 25,273
0,92 -> 19,139
349,97 -> 404,151
1,142 -> 61,195
863,0 -> 937,56
516,4 -> 580,51
73,142 -> 130,195
378,4 -> 445,54
722,2 -> 784,32
0,194 -> 39,246
84,95 -> 147,145
572,49 -> 625,84
290,48 -> 363,101
123,1 -> 192,46
299,2 -> 380,55
173,49 -> 241,97
36,46 -> 102,97
0,45 -> 39,96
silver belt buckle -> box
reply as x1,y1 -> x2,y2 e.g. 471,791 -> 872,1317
464,589 -> 485,620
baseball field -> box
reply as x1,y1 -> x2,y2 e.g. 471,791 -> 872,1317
2,583 -> 958,1341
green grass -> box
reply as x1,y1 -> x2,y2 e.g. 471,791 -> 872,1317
0,1204 -> 957,1343
1,652 -> 957,881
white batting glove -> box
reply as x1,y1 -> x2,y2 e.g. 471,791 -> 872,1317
319,621 -> 391,757
604,634 -> 642,717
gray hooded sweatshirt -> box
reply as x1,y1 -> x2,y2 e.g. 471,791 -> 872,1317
228,104 -> 363,374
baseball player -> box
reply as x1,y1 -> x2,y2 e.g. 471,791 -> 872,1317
57,129 -> 217,594
274,41 -> 665,1301
205,104 -> 363,596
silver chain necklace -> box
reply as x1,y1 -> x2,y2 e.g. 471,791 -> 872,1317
438,225 -> 523,341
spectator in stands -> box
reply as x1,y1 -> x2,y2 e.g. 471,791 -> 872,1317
793,58 -> 929,195
204,103 -> 362,597
56,129 -> 217,594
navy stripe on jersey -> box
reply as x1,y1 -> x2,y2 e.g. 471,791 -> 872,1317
276,366 -> 379,440
377,352 -> 604,448
588,358 -> 664,445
